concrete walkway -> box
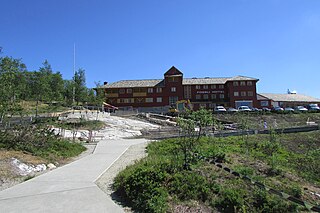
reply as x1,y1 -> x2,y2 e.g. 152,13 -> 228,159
0,139 -> 148,213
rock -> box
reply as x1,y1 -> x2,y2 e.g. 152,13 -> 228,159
34,164 -> 47,172
47,163 -> 56,170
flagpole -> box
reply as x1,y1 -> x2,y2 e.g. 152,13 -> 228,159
72,43 -> 76,104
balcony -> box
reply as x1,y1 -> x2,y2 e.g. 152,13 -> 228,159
133,92 -> 147,97
106,93 -> 119,98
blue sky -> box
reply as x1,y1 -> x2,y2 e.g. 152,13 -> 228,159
2,0 -> 320,97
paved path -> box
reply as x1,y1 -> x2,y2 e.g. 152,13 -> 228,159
0,139 -> 148,213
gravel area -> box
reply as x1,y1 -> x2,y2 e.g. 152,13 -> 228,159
95,141 -> 150,212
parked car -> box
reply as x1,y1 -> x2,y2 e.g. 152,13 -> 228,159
214,106 -> 226,113
272,106 -> 284,112
284,107 -> 294,113
295,106 -> 308,112
250,107 -> 261,112
227,107 -> 238,113
307,104 -> 320,112
262,107 -> 271,112
238,106 -> 252,112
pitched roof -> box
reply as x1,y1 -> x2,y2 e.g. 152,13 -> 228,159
259,93 -> 320,103
102,79 -> 164,88
164,66 -> 183,76
183,77 -> 229,85
228,75 -> 259,81
101,76 -> 258,88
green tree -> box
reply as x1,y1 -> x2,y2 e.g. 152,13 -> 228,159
90,81 -> 106,105
177,108 -> 213,169
0,56 -> 27,120
63,80 -> 75,105
49,72 -> 64,101
73,68 -> 87,105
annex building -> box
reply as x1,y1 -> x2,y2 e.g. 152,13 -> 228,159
257,93 -> 320,108
101,66 -> 259,112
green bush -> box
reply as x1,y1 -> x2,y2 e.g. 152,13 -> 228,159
215,186 -> 245,212
234,166 -> 255,176
0,124 -> 86,161
113,162 -> 169,213
253,189 -> 298,213
169,171 -> 216,201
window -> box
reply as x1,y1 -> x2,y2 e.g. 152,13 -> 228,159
234,92 -> 239,97
219,94 -> 225,99
241,91 -> 247,96
169,96 -> 178,105
171,87 -> 176,92
146,98 -> 153,103
203,94 -> 209,99
196,94 -> 201,100
148,88 -> 153,93
233,82 -> 239,86
248,91 -> 253,96
136,98 -> 144,103
260,100 -> 268,107
133,88 -> 146,93
168,77 -> 177,82
240,81 -> 246,86
211,94 -> 217,99
247,81 -> 253,86
156,97 -> 162,103
126,88 -> 132,94
119,89 -> 125,94
203,85 -> 208,89
219,85 -> 224,89
125,98 -> 133,103
211,85 -> 216,89
196,85 -> 201,89
156,87 -> 162,93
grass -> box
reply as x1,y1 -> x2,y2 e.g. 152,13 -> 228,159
215,112 -> 320,129
17,100 -> 70,115
0,124 -> 86,162
113,131 -> 320,212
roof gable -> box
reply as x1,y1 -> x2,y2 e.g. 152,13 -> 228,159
164,66 -> 183,76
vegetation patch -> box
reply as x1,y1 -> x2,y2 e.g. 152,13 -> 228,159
113,110 -> 320,212
0,124 -> 86,162
38,117 -> 106,131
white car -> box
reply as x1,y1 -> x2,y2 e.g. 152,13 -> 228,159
214,106 -> 227,113
284,107 -> 294,112
295,106 -> 308,112
227,107 -> 238,113
237,106 -> 252,112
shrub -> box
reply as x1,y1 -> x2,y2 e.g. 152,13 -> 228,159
234,166 -> 255,176
215,186 -> 245,212
0,124 -> 86,161
169,171 -> 215,201
252,189 -> 298,213
113,162 -> 169,213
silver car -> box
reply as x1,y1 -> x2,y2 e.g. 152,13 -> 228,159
237,106 -> 252,112
295,106 -> 308,112
214,106 -> 227,113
